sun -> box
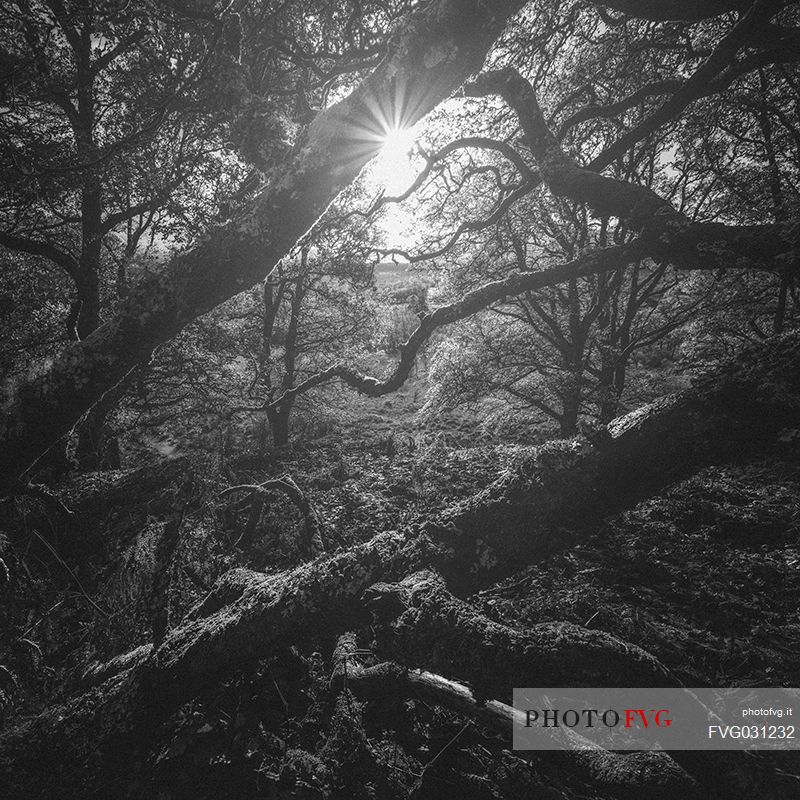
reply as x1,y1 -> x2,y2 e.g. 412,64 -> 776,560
372,126 -> 417,194
369,126 -> 419,245
381,126 -> 416,161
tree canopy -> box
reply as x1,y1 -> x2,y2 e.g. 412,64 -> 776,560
1,0 -> 798,491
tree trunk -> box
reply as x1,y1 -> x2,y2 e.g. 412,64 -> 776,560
74,268 -> 100,342
559,385 -> 580,436
265,272 -> 305,447
558,360 -> 583,436
73,100 -> 104,470
599,352 -> 627,423
366,570 -> 677,700
267,401 -> 292,447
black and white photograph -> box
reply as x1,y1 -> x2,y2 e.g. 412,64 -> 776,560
1,0 -> 800,797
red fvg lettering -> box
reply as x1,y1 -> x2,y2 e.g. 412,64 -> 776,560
523,708 -> 671,729
624,709 -> 672,728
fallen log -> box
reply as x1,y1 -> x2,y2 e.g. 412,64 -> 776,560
360,575 -> 793,799
332,632 -> 698,800
365,570 -> 677,701
427,332 -> 800,592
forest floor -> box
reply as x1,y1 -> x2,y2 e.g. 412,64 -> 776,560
267,380 -> 800,692
1,373 -> 799,798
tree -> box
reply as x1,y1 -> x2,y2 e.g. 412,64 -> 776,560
424,180 -> 707,435
427,260 -> 700,436
214,245 -> 378,450
0,0 -> 245,466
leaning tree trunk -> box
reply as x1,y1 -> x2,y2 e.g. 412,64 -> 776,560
2,334 -> 800,797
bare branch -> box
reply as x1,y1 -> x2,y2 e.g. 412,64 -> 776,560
588,0 -> 791,171
219,476 -> 325,556
271,242 -> 641,403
